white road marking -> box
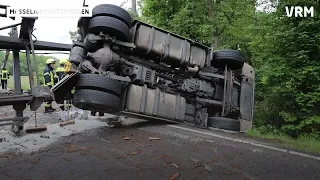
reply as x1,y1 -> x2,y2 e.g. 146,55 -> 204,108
97,137 -> 111,143
205,140 -> 215,143
168,125 -> 320,161
204,164 -> 212,172
252,149 -> 263,153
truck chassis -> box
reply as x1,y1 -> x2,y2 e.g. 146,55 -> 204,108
54,4 -> 255,132
0,4 -> 254,133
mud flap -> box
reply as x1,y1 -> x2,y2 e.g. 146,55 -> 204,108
50,72 -> 80,104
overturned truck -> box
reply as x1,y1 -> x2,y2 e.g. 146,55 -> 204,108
53,4 -> 255,132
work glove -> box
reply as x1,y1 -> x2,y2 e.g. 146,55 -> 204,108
54,77 -> 58,84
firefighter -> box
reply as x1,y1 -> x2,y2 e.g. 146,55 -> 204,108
43,58 -> 57,113
56,59 -> 71,111
56,59 -> 68,80
0,68 -> 9,90
56,59 -> 67,111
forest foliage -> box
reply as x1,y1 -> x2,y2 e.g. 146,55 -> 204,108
0,51 -> 59,85
138,0 -> 320,137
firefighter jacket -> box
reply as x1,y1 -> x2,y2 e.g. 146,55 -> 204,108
43,65 -> 55,87
0,70 -> 9,80
56,66 -> 65,81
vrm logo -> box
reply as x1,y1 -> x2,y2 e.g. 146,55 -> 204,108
285,6 -> 314,17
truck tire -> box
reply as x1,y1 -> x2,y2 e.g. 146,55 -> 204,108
75,74 -> 123,97
211,50 -> 244,70
88,16 -> 130,42
91,111 -> 96,116
73,89 -> 120,113
78,17 -> 90,37
207,117 -> 240,131
92,4 -> 132,27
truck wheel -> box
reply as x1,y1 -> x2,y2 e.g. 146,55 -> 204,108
211,50 -> 244,70
75,74 -> 123,97
91,111 -> 97,116
78,17 -> 90,37
73,89 -> 120,113
88,16 -> 130,42
207,117 -> 240,131
92,4 -> 132,27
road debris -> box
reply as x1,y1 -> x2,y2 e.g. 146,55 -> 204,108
193,160 -> 203,169
80,147 -> 88,150
97,138 -> 111,143
131,151 -> 140,155
60,120 -> 75,127
115,155 -> 122,159
158,154 -> 173,164
0,137 -> 6,142
204,164 -> 212,172
30,158 -> 40,164
123,137 -> 130,140
40,135 -> 50,139
65,144 -> 79,153
171,163 -> 179,169
14,142 -> 27,149
26,111 -> 47,133
169,173 -> 181,180
26,125 -> 47,133
149,137 -> 161,140
231,164 -> 241,170
80,151 -> 88,155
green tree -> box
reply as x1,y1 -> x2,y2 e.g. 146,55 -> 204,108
141,0 -> 256,48
140,0 -> 320,137
0,51 -> 59,85
69,31 -> 79,41
261,0 -> 320,137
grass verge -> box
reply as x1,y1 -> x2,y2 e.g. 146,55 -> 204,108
247,128 -> 320,154
7,76 -> 30,91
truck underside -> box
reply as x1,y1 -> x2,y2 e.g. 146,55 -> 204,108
52,4 -> 255,132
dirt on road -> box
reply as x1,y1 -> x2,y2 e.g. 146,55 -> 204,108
0,105 -> 319,180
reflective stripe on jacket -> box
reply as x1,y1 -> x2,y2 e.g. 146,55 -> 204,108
1,70 -> 8,80
43,66 -> 54,87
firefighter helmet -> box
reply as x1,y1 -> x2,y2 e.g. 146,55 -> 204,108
59,59 -> 68,65
46,58 -> 56,64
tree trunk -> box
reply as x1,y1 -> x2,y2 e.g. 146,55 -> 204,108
206,0 -> 220,49
213,33 -> 220,50
207,0 -> 213,17
132,0 -> 137,13
1,50 -> 10,69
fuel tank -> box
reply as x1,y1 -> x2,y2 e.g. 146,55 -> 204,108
125,84 -> 186,121
130,20 -> 210,68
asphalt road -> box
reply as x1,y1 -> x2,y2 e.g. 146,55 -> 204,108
0,119 -> 319,180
